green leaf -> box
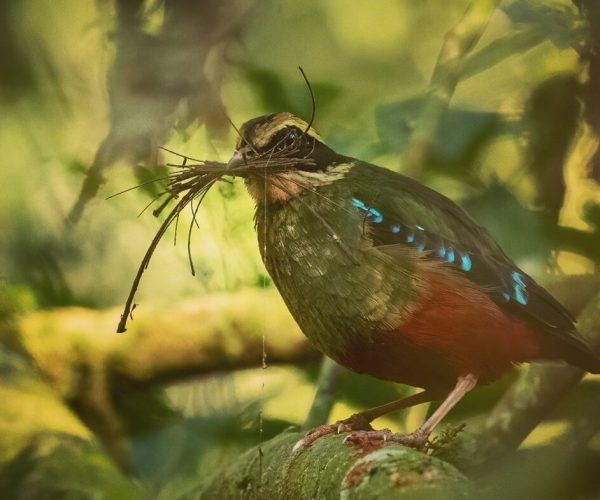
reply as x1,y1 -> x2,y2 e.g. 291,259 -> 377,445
376,97 -> 508,174
240,65 -> 294,112
462,181 -> 551,260
133,164 -> 170,199
461,0 -> 586,81
582,202 -> 600,230
502,0 -> 584,48
462,28 -> 546,80
240,64 -> 341,118
0,433 -> 141,500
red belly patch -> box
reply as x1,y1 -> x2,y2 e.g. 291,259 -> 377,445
402,265 -> 541,382
337,263 -> 542,390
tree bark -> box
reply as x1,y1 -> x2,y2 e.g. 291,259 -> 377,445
200,431 -> 471,500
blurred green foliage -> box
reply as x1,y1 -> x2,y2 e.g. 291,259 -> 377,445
1,0 -> 600,498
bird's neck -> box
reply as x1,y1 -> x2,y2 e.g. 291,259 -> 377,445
245,163 -> 353,205
245,175 -> 305,204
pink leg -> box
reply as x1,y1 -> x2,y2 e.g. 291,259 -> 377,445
390,373 -> 478,448
293,389 -> 440,451
343,374 -> 478,450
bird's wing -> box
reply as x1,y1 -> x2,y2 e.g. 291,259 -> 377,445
346,162 -> 598,370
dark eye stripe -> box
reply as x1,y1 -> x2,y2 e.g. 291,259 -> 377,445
263,126 -> 303,152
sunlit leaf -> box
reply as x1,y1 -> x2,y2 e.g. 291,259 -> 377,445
462,28 -> 546,80
133,164 -> 170,199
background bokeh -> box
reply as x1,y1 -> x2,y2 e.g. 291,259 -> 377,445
1,0 -> 600,498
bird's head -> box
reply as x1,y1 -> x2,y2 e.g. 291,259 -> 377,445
226,112 -> 348,204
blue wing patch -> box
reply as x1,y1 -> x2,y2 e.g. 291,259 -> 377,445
352,197 -> 532,309
352,197 -> 473,275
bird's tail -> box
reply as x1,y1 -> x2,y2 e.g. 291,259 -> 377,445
548,330 -> 600,374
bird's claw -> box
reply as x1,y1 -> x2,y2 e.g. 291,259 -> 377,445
342,428 -> 393,446
388,431 -> 429,451
343,430 -> 430,452
292,413 -> 374,451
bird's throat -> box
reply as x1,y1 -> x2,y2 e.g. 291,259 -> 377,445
245,164 -> 353,204
245,175 -> 304,203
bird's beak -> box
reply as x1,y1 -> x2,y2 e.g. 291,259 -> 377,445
226,148 -> 249,172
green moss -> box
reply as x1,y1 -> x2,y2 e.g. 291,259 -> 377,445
201,431 -> 471,499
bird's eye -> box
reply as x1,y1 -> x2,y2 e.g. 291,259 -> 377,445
279,129 -> 300,150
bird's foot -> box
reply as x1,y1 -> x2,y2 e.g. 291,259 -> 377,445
388,430 -> 430,451
292,413 -> 374,451
343,429 -> 430,452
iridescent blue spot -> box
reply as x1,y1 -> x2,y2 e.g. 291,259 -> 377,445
369,208 -> 383,223
352,198 -> 383,223
446,248 -> 455,263
514,285 -> 528,305
437,246 -> 446,258
512,271 -> 526,287
502,292 -> 511,302
417,241 -> 426,251
460,254 -> 472,272
391,225 -> 401,233
352,198 -> 366,209
406,233 -> 415,243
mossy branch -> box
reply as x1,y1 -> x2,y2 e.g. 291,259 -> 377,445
200,431 -> 471,499
14,289 -> 317,471
16,289 -> 316,398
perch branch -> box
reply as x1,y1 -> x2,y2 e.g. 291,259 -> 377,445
200,431 -> 470,499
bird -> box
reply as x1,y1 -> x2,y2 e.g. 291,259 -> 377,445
224,111 -> 600,448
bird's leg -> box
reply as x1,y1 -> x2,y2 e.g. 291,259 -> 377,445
347,373 -> 478,451
293,389 -> 438,451
338,389 -> 442,431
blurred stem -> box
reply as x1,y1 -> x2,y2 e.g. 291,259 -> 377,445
550,225 -> 600,264
403,0 -> 501,178
302,357 -> 347,430
451,287 -> 600,469
574,0 -> 600,183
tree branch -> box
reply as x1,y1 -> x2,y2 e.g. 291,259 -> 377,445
200,431 -> 470,499
17,289 -> 316,396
